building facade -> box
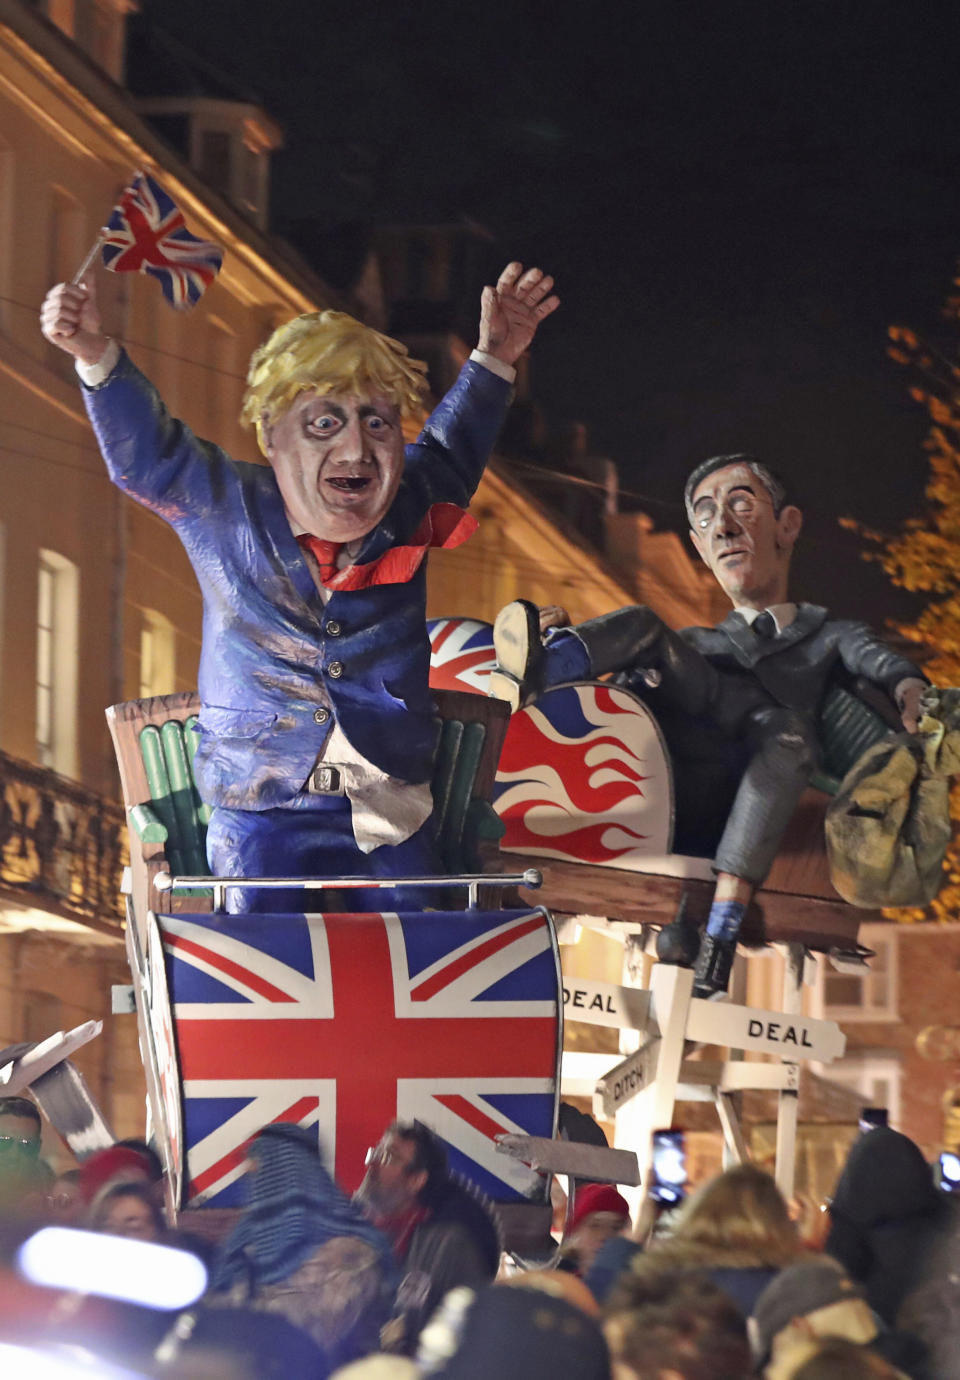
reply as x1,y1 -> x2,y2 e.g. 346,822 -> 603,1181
0,0 -> 715,1158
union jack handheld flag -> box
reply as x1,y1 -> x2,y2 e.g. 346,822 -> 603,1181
101,172 -> 223,309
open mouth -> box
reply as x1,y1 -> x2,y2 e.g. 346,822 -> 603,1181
326,476 -> 372,492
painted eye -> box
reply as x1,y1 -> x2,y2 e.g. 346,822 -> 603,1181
695,503 -> 716,529
729,493 -> 754,516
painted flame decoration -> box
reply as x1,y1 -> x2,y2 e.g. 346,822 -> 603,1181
494,684 -> 674,867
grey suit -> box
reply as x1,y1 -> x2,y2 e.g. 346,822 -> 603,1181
547,603 -> 924,883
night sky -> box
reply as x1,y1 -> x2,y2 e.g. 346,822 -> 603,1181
138,1 -> 960,627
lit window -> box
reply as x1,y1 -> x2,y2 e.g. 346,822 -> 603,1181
818,1054 -> 902,1130
36,549 -> 79,776
139,610 -> 176,699
200,130 -> 231,196
49,186 -> 85,286
816,926 -> 898,1023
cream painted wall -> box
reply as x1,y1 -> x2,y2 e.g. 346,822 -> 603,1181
0,930 -> 143,1150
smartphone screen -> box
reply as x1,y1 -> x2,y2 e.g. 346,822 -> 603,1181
650,1129 -> 687,1205
939,1151 -> 960,1192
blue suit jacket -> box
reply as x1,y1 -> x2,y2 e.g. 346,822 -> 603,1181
82,351 -> 511,810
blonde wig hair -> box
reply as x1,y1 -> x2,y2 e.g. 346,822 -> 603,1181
241,310 -> 429,454
668,1163 -> 800,1264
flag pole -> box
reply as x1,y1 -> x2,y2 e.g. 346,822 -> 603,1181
72,229 -> 104,285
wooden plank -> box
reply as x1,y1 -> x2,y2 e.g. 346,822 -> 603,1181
520,858 -> 871,952
495,1134 -> 640,1186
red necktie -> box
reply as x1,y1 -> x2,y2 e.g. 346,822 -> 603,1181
297,533 -> 341,585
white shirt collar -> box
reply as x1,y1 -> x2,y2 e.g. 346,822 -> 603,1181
735,602 -> 797,634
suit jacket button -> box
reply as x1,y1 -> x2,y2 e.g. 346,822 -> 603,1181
328,661 -> 344,679
313,707 -> 330,724
326,620 -> 341,637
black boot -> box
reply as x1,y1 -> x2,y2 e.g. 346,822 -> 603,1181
489,600 -> 544,711
656,895 -> 701,967
692,933 -> 737,999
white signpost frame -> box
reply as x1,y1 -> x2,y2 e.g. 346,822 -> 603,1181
584,952 -> 846,1202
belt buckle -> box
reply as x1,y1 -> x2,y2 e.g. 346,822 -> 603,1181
308,764 -> 345,796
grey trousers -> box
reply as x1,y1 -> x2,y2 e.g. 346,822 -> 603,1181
547,607 -> 818,885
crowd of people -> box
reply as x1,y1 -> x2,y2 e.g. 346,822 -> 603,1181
2,1095 -> 960,1378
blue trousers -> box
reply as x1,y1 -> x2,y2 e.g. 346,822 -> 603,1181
206,799 -> 442,914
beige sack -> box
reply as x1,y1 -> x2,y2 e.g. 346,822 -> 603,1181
825,688 -> 960,909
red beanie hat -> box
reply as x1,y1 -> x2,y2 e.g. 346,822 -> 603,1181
568,1182 -> 631,1234
79,1146 -> 153,1204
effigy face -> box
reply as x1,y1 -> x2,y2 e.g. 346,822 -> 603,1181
263,390 -> 406,544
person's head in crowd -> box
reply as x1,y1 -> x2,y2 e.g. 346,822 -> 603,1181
828,1127 -> 942,1235
114,1137 -> 164,1183
561,1184 -> 632,1275
215,1121 -> 392,1290
89,1179 -> 166,1241
0,1096 -> 45,1208
668,1163 -> 800,1264
213,1121 -> 393,1369
78,1142 -> 155,1206
603,1268 -> 751,1380
416,1282 -> 611,1380
502,1267 -> 602,1318
785,1337 -> 904,1380
357,1120 -> 448,1217
47,1166 -> 83,1222
160,1302 -> 330,1380
0,1096 -> 41,1152
749,1258 -> 880,1379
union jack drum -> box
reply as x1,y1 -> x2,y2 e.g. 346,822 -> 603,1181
142,907 -> 561,1209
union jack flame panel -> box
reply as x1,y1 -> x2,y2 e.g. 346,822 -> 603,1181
495,683 -> 675,867
427,617 -> 499,695
145,908 -> 561,1210
427,618 -> 675,870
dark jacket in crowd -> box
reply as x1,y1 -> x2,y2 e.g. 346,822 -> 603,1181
825,1127 -> 954,1326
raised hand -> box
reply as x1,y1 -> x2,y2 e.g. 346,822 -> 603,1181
477,262 -> 560,366
40,278 -> 109,366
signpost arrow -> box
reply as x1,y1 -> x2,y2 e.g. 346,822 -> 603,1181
685,999 -> 846,1062
594,1040 -> 660,1119
562,977 -> 651,1031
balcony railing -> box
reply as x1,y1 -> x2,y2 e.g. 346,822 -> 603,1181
0,751 -> 126,937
